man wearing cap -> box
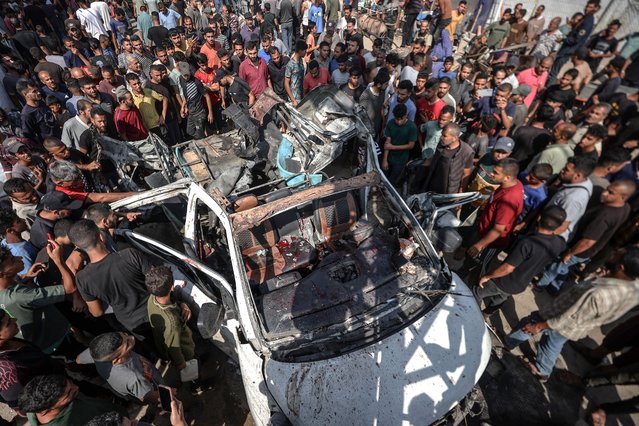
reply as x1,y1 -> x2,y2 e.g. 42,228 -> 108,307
29,191 -> 83,250
158,1 -> 182,30
516,56 -> 553,108
467,136 -> 515,204
509,84 -> 531,132
178,62 -> 214,140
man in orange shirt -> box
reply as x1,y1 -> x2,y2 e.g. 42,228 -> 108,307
199,28 -> 222,70
303,60 -> 330,95
447,1 -> 468,41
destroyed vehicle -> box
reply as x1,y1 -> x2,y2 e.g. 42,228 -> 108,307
110,131 -> 492,425
106,85 -> 371,197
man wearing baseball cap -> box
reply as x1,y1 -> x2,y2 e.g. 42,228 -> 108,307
468,136 -> 515,205
29,191 -> 83,250
178,62 -> 214,139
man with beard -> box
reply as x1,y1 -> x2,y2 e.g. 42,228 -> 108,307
79,77 -> 115,115
231,38 -> 246,74
147,64 -> 182,144
78,108 -> 118,158
239,40 -> 269,97
267,47 -> 290,99
17,79 -> 60,143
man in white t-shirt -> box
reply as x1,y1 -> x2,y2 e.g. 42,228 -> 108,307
76,0 -> 109,39
90,0 -> 111,29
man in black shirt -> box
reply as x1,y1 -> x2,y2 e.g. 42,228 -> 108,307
70,219 -> 154,340
510,104 -> 553,169
178,62 -> 213,140
536,180 -> 635,294
573,124 -> 606,162
29,192 -> 82,250
267,47 -> 290,99
475,205 -> 567,313
147,64 -> 181,144
147,12 -> 170,49
340,67 -> 364,102
216,70 -> 255,107
17,79 -> 60,144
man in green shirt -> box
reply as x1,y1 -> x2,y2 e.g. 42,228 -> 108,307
485,10 -> 512,49
382,103 -> 418,186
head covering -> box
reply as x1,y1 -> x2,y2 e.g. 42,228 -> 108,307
512,84 -> 531,97
5,140 -> 27,155
178,62 -> 191,77
493,137 -> 515,152
36,191 -> 83,212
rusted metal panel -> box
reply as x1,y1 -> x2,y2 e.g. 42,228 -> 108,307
230,172 -> 381,231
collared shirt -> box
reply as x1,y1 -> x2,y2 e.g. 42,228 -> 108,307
131,88 -> 163,130
239,57 -> 269,97
159,8 -> 181,29
61,115 -> 90,149
543,277 -> 639,341
517,67 -> 548,108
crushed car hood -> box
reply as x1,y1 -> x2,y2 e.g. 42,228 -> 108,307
264,273 -> 491,425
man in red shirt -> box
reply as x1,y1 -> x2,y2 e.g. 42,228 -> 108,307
238,40 -> 269,97
303,60 -> 331,96
517,56 -> 553,108
416,78 -> 446,126
462,157 -> 524,281
114,87 -> 149,141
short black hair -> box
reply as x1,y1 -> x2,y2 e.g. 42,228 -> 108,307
145,265 -> 174,296
539,205 -> 567,231
622,246 -> 639,279
441,105 -> 455,116
567,155 -> 597,177
3,178 -> 30,196
585,123 -> 607,140
439,76 -> 451,85
531,163 -> 553,181
536,104 -> 556,122
397,79 -> 414,91
294,40 -> 307,53
90,107 -> 107,118
125,72 -> 140,83
69,219 -> 102,251
101,64 -> 115,74
308,60 -> 319,70
349,67 -> 361,77
599,147 -> 631,167
89,332 -> 124,360
78,76 -> 94,87
53,219 -> 74,239
496,157 -> 520,177
0,209 -> 18,237
425,78 -> 439,90
82,203 -> 112,224
18,375 -> 68,413
393,103 -> 408,118
563,68 -> 579,79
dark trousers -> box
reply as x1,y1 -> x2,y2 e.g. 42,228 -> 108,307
403,13 -> 418,47
384,161 -> 405,187
548,53 -> 571,86
472,279 -> 511,312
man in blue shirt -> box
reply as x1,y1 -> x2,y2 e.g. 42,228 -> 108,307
158,1 -> 181,30
309,0 -> 324,35
387,80 -> 417,122
62,38 -> 90,69
472,83 -> 516,144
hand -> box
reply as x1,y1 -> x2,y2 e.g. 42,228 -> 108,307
562,253 -> 572,264
170,398 -> 188,426
71,292 -> 88,313
207,112 -> 214,124
47,240 -> 63,265
23,262 -> 46,279
478,276 -> 490,288
522,322 -> 543,335
383,141 -> 393,150
125,211 -> 142,222
158,115 -> 165,126
32,167 -> 44,181
495,97 -> 507,111
623,139 -> 639,149
180,302 -> 192,322
381,159 -> 389,170
221,100 -> 226,109
513,222 -> 526,233
87,161 -> 101,171
291,99 -> 299,107
70,47 -> 79,55
466,244 -> 483,258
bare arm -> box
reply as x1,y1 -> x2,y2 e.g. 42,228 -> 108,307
86,299 -> 105,317
86,191 -> 138,203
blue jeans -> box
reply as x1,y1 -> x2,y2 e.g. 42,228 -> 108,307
536,255 -> 588,292
473,0 -> 494,31
281,21 -> 293,53
505,315 -> 569,377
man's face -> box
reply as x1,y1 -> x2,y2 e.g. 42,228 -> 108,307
348,73 -> 359,87
394,115 -> 408,126
310,67 -> 319,78
459,66 -> 472,81
23,86 -> 42,102
123,93 -> 135,108
262,38 -> 272,49
415,77 -> 427,91
438,82 -> 450,97
40,73 -> 56,89
52,380 -> 79,412
438,112 -> 453,128
102,70 -> 115,83
585,2 -> 599,15
49,103 -> 62,114
474,77 -> 487,91
535,59 -> 552,75
412,42 -> 423,54
579,133 -> 599,149
559,73 -> 574,88
347,41 -> 358,54
132,39 -> 143,51
205,32 -> 215,45
338,62 -> 347,72
559,162 -> 577,183
220,54 -> 231,69
502,12 -> 511,21
247,47 -> 258,62
493,70 -> 505,86
376,52 -> 386,66
234,44 -> 244,57
92,114 -> 108,132
121,40 -> 131,52
129,59 -> 142,72
15,147 -> 32,162
10,184 -> 39,204
347,22 -> 355,33
334,46 -> 343,57
184,18 -> 194,30
600,183 -> 623,204
170,34 -> 182,46
48,143 -> 71,160
443,61 -> 453,71
10,217 -> 28,234
270,50 -> 281,65
495,89 -> 511,105
491,165 -> 508,183
64,40 -> 75,51
396,88 -> 410,103
156,49 -> 169,65
420,20 -> 429,33
344,8 -> 351,18
245,18 -> 253,28
82,84 -> 98,98
320,45 -> 330,59
492,150 -> 510,161
587,106 -> 607,124
458,2 -> 467,13
535,6 -> 544,17
606,24 -> 620,37
439,127 -> 458,147
0,254 -> 24,280
425,85 -> 438,101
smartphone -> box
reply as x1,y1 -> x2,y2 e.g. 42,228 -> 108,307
47,233 -> 56,251
478,89 -> 493,98
158,385 -> 173,412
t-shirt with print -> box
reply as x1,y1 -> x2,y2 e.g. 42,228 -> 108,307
521,182 -> 547,219
285,57 -> 305,101
11,157 -> 47,188
494,233 -> 566,294
179,77 -> 207,116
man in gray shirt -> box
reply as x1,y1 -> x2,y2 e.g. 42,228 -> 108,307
61,100 -> 92,149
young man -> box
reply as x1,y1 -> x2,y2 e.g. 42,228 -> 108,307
505,248 -> 639,381
484,10 -> 511,49
178,62 -> 214,140
303,60 -> 331,95
475,205 -> 567,313
388,80 -> 417,123
4,178 -> 41,229
16,79 -> 60,143
239,40 -> 269,97
416,78 -> 445,126
382,104 -> 418,186
516,56 -> 553,108
510,104 -> 553,169
216,70 -> 255,107
340,67 -> 364,102
536,180 -> 635,294
6,142 -> 47,193
125,73 -> 167,138
331,55 -> 350,87
419,105 -> 455,160
97,65 -> 126,102
285,40 -> 307,106
0,210 -> 38,277
574,124 -> 607,162
267,47 -> 290,99
359,69 -> 390,138
114,87 -> 149,141
526,122 -> 577,175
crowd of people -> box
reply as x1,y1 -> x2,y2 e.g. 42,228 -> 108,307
0,0 -> 637,423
